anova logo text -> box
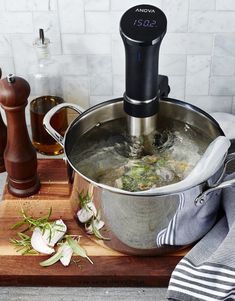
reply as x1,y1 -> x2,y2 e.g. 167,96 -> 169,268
135,8 -> 155,13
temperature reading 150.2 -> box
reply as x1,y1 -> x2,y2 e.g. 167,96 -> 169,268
133,19 -> 157,28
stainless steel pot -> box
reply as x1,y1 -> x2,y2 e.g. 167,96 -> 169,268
43,98 -> 235,255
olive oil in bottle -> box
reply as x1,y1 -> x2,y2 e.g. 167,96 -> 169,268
28,29 -> 67,155
30,96 -> 67,155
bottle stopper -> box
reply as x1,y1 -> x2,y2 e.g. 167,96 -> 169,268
0,74 -> 40,197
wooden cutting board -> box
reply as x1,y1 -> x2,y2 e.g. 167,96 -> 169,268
0,159 -> 187,287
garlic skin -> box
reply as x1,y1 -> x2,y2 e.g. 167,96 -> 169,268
85,223 -> 93,235
31,227 -> 54,255
42,219 -> 67,247
59,242 -> 73,266
77,202 -> 97,223
85,219 -> 105,235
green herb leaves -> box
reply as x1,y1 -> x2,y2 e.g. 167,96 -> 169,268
11,207 -> 52,233
67,236 -> 93,264
77,191 -> 110,241
10,208 -> 53,255
10,232 -> 37,255
40,248 -> 63,267
10,208 -> 93,267
40,236 -> 93,267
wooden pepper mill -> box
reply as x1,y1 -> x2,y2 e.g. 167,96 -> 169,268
0,68 -> 7,172
0,74 -> 40,197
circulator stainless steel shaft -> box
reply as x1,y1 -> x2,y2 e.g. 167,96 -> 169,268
127,114 -> 157,137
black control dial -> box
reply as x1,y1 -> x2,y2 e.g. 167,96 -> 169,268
120,4 -> 167,46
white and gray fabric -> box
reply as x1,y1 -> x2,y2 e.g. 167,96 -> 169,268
168,173 -> 235,301
155,137 -> 229,246
156,189 -> 221,246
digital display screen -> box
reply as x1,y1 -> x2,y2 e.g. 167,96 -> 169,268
133,19 -> 157,28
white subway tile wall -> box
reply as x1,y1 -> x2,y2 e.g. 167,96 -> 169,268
0,0 -> 234,112
0,0 -> 4,10
186,55 -> 211,95
232,97 -> 235,114
189,0 -> 215,11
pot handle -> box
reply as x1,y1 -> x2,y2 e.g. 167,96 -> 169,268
43,103 -> 84,147
195,152 -> 235,206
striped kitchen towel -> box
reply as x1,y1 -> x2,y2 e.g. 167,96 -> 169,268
168,173 -> 235,301
156,189 -> 221,247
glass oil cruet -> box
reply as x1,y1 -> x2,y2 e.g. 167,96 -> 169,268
28,29 -> 67,155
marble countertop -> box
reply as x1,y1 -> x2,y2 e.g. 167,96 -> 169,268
0,287 -> 168,301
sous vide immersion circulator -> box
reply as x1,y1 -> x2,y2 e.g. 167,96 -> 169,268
120,4 -> 167,137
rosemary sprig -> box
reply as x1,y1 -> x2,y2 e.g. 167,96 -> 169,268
10,208 -> 94,267
91,219 -> 110,241
78,191 -> 110,241
11,207 -> 52,231
10,232 -> 38,255
10,208 -> 54,254
11,207 -> 55,242
78,190 -> 92,210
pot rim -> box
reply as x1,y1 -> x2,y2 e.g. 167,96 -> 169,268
64,97 -> 225,197
66,97 -> 224,136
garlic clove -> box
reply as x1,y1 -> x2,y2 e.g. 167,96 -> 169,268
85,223 -> 93,234
94,219 -> 105,230
31,227 -> 54,254
60,242 -> 73,266
87,202 -> 97,216
77,207 -> 93,223
85,219 -> 105,235
42,219 -> 67,247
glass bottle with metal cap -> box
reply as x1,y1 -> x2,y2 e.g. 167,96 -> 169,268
28,29 -> 67,155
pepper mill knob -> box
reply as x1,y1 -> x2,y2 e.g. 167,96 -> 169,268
0,68 -> 7,172
0,74 -> 40,197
